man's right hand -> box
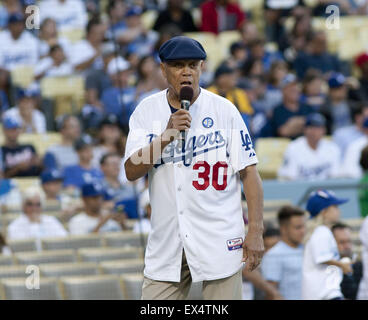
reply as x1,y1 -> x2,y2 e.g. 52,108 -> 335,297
162,109 -> 192,142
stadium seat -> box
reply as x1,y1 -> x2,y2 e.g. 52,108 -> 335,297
120,273 -> 143,300
10,65 -> 34,88
255,138 -> 290,179
103,232 -> 147,248
0,255 -> 13,266
141,10 -> 157,30
0,265 -> 28,279
7,238 -> 39,253
11,178 -> 40,193
59,29 -> 85,43
40,76 -> 85,117
78,247 -> 143,263
99,259 -> 144,275
39,262 -> 99,278
239,0 -> 263,11
41,234 -> 103,251
218,30 -> 242,59
337,38 -> 365,61
15,249 -> 76,265
345,218 -> 364,232
60,275 -> 125,300
18,133 -> 62,157
0,278 -> 62,300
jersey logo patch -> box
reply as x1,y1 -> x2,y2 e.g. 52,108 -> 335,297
202,117 -> 214,128
227,237 -> 243,251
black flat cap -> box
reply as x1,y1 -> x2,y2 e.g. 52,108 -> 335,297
159,36 -> 207,62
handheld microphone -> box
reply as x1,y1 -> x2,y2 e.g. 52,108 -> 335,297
179,86 -> 193,144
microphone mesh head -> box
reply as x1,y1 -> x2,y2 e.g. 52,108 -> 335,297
180,86 -> 194,101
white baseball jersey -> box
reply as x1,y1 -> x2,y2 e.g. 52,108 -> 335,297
0,30 -> 39,71
124,88 -> 258,282
278,136 -> 341,181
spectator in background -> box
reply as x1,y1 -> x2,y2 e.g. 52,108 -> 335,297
101,152 -> 138,219
263,73 -> 313,138
101,56 -> 136,131
43,115 -> 80,172
359,145 -> 368,218
321,73 -> 352,135
300,69 -> 327,111
200,0 -> 245,35
105,0 -> 127,41
312,0 -> 353,16
0,13 -> 39,72
153,0 -> 198,33
0,117 -> 42,178
69,17 -> 105,73
0,0 -> 22,30
333,103 -> 368,156
263,227 -> 281,253
3,87 -> 46,133
207,64 -> 253,124
0,69 -> 10,115
39,0 -> 88,33
92,114 -> 124,168
226,42 -> 248,70
302,190 -> 352,300
355,52 -> 368,102
117,6 -> 158,59
0,232 -> 11,256
237,22 -> 260,50
37,18 -> 71,59
134,55 -> 167,103
34,44 -> 74,80
7,186 -> 68,241
68,182 -> 125,234
278,113 -> 341,181
332,222 -> 363,300
358,212 -> 368,299
248,38 -> 284,73
265,60 -> 289,111
283,11 -> 313,64
133,188 -> 151,234
40,169 -> 82,222
341,118 -> 368,179
63,134 -> 104,192
241,57 -> 264,80
293,31 -> 344,79
81,42 -> 115,129
261,206 -> 306,300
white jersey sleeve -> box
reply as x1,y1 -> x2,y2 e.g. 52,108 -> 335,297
123,104 -> 152,167
227,105 -> 258,173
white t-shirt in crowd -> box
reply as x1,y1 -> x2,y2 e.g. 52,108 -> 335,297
133,219 -> 151,234
3,107 -> 47,134
39,0 -> 88,32
34,56 -> 74,78
278,137 -> 341,181
68,212 -> 122,235
69,40 -> 103,70
358,216 -> 368,300
302,225 -> 343,300
341,135 -> 368,179
7,214 -> 68,240
0,30 -> 39,71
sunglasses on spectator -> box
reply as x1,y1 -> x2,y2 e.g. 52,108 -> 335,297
25,201 -> 41,207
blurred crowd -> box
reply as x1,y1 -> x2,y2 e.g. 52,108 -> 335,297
0,0 -> 368,299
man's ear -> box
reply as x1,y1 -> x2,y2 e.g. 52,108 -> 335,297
160,62 -> 167,80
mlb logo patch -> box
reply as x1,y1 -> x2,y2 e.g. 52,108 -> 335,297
227,237 -> 243,251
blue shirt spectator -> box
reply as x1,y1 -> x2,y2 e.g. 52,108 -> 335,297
63,164 -> 103,189
261,241 -> 304,300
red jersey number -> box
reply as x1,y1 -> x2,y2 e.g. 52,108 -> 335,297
192,161 -> 228,191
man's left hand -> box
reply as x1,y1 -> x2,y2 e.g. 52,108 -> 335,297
242,229 -> 264,272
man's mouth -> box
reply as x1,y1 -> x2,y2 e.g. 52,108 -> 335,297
180,81 -> 192,86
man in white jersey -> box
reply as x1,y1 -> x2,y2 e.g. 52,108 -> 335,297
278,113 -> 341,181
124,36 -> 264,300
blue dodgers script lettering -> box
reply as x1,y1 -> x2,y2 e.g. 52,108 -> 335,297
151,130 -> 226,168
